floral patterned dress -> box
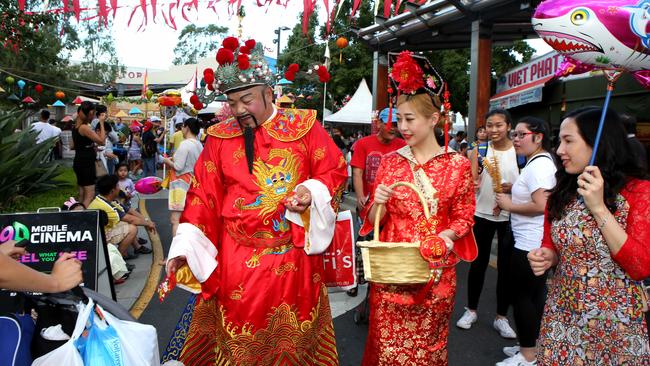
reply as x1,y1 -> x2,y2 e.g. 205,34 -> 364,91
359,146 -> 477,366
538,179 -> 650,365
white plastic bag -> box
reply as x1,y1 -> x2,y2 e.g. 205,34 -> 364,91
99,304 -> 160,366
31,299 -> 95,366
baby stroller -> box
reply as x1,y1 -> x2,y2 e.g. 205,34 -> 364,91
1,286 -> 138,366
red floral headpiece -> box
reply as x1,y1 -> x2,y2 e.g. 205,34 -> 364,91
390,51 -> 425,94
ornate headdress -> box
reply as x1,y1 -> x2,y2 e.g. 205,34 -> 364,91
193,37 -> 274,108
387,51 -> 452,150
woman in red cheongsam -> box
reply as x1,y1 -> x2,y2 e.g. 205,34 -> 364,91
359,52 -> 477,366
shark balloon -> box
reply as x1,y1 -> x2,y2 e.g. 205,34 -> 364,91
533,0 -> 650,87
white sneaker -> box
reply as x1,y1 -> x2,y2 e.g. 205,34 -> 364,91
503,345 -> 520,357
495,352 -> 536,366
456,308 -> 478,329
493,318 -> 517,339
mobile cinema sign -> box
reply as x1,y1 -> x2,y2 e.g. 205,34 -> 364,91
0,210 -> 115,300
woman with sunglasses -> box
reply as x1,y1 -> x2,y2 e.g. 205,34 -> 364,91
494,117 -> 557,366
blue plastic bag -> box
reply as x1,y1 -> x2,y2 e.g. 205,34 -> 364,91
76,306 -> 124,366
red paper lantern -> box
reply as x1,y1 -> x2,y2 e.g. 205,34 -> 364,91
34,84 -> 43,93
158,95 -> 182,107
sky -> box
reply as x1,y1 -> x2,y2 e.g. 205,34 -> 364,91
99,1 -> 553,71
108,1 -> 315,70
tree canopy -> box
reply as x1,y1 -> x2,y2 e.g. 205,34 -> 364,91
277,0 -> 535,118
172,24 -> 229,65
66,20 -> 125,84
0,0 -> 77,106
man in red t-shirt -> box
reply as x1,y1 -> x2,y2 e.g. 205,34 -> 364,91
351,108 -> 406,212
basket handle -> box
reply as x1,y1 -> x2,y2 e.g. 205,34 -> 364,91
373,181 -> 431,241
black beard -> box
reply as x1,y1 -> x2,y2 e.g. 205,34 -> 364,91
237,114 -> 260,174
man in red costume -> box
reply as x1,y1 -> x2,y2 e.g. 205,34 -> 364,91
165,38 -> 347,365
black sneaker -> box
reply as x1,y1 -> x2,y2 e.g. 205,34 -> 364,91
137,237 -> 148,245
135,246 -> 153,254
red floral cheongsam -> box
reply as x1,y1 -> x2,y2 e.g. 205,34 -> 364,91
359,146 -> 477,365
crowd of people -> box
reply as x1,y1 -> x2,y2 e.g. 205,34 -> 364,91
8,51 -> 648,365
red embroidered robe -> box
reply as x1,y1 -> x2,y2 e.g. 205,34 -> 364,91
360,147 -> 477,366
175,108 -> 347,365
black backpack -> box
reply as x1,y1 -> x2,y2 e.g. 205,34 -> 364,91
141,132 -> 157,158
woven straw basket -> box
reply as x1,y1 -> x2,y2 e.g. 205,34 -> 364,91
357,181 -> 435,284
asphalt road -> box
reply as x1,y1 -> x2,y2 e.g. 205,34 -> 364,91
138,198 -> 517,366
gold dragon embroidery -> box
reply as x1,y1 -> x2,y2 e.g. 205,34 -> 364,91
236,149 -> 301,226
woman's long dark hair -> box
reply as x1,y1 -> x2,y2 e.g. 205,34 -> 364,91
547,107 -> 648,221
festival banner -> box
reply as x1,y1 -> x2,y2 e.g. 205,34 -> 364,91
323,210 -> 356,290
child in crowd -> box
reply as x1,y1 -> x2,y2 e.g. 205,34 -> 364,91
116,163 -> 135,201
128,125 -> 143,179
61,197 -> 131,284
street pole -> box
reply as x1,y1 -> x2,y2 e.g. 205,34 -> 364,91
273,26 -> 290,63
323,43 -> 331,127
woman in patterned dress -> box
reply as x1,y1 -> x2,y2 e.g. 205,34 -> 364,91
528,107 -> 650,365
359,89 -> 478,363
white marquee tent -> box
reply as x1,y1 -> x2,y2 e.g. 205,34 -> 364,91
324,79 -> 372,124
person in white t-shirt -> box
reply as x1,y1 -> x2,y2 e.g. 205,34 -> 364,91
31,109 -> 61,144
457,109 -> 520,339
494,117 -> 557,366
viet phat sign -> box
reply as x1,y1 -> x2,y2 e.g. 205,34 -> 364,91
490,51 -> 563,109
0,211 -> 107,292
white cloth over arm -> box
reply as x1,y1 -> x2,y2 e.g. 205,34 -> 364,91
285,179 -> 337,255
167,223 -> 218,282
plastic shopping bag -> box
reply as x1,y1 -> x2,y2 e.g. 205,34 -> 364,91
101,303 -> 160,366
76,306 -> 124,366
31,299 -> 95,366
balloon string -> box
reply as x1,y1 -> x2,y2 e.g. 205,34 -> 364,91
588,87 -> 613,166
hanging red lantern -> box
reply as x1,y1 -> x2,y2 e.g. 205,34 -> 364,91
336,37 -> 349,64
55,90 -> 65,99
34,84 -> 43,94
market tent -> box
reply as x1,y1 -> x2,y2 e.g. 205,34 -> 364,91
324,79 -> 372,124
129,107 -> 143,115
114,110 -> 129,118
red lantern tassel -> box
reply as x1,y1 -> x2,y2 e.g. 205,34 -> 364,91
442,82 -> 450,153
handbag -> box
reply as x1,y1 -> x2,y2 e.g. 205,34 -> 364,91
96,159 -> 108,178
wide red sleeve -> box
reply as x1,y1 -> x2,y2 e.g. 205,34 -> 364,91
541,210 -> 556,252
612,180 -> 650,281
447,157 -> 477,262
178,136 -> 224,297
306,122 -> 348,203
